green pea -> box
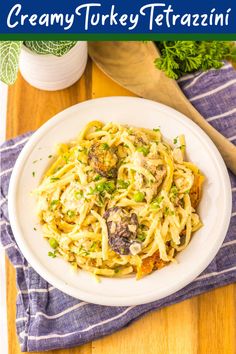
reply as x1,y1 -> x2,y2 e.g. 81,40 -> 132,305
133,191 -> 145,202
96,181 -> 115,194
96,182 -> 105,192
49,238 -> 58,249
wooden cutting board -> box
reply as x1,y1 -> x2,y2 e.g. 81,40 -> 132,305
5,58 -> 236,354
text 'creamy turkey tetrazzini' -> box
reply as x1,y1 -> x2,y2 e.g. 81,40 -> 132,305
34,121 -> 204,279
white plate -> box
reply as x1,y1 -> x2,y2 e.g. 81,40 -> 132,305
8,97 -> 232,306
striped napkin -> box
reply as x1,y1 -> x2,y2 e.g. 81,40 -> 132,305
0,62 -> 236,352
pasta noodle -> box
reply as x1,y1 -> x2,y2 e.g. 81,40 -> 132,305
34,121 -> 204,279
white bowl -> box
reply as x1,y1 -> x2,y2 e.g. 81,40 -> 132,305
8,97 -> 232,306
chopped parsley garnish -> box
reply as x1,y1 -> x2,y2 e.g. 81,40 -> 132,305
78,245 -> 90,256
164,207 -> 175,216
164,207 -> 170,215
170,186 -> 178,196
151,195 -> 164,208
50,200 -> 59,210
50,177 -> 60,182
90,242 -> 96,251
78,147 -> 88,154
114,268 -> 120,274
107,170 -> 116,178
136,146 -> 149,156
101,143 -> 109,150
184,189 -> 190,194
173,137 -> 178,144
54,166 -> 62,173
33,160 -> 38,164
74,190 -> 83,199
33,227 -> 37,231
98,194 -> 105,206
117,180 -> 130,189
137,233 -> 146,242
48,155 -> 52,158
32,171 -> 35,177
77,159 -> 86,164
78,245 -> 83,253
48,251 -> 57,258
94,175 -> 102,181
82,250 -> 90,256
63,155 -> 69,163
156,195 -> 164,204
67,210 -> 75,218
153,128 -> 160,132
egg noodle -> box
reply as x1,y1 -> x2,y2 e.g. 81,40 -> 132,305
34,121 -> 204,279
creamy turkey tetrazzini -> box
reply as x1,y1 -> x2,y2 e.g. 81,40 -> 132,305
34,121 -> 204,279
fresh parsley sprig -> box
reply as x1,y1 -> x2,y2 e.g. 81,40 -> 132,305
155,41 -> 236,80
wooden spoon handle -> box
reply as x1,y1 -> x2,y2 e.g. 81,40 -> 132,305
175,88 -> 236,174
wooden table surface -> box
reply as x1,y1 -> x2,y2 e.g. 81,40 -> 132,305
6,58 -> 236,354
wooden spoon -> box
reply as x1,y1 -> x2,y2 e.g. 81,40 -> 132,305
89,41 -> 236,175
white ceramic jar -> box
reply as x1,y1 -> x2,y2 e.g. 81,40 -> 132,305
19,42 -> 88,91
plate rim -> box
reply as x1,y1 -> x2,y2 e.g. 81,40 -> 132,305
8,96 -> 232,306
